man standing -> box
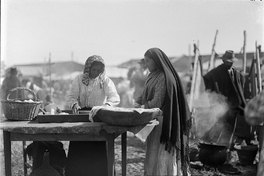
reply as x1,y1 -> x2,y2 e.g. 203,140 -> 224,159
203,50 -> 251,145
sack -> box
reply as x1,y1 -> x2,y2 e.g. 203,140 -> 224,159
26,141 -> 67,176
94,106 -> 162,126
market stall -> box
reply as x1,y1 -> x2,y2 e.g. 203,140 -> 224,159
0,121 -> 149,176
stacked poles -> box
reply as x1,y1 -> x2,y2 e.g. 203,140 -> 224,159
207,30 -> 218,72
243,31 -> 247,74
255,42 -> 262,93
247,41 -> 262,98
49,52 -> 52,97
189,43 -> 204,139
249,58 -> 257,97
189,43 -> 200,111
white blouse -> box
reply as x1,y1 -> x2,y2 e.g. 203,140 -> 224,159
67,74 -> 120,109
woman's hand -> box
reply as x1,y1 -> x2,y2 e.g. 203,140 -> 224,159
72,103 -> 81,114
134,102 -> 142,108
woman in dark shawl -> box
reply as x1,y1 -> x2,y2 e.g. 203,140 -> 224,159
135,48 -> 191,176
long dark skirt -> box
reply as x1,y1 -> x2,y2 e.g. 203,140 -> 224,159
65,141 -> 108,176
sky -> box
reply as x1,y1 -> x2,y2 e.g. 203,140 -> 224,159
1,0 -> 263,67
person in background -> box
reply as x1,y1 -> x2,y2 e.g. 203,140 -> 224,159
135,48 -> 191,176
66,55 -> 120,176
116,77 -> 134,107
130,58 -> 149,102
244,90 -> 264,176
21,78 -> 49,108
202,50 -> 251,145
0,67 -> 21,100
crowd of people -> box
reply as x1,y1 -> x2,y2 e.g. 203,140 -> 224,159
0,47 -> 263,176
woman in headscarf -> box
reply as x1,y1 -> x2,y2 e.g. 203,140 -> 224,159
66,55 -> 120,176
135,48 -> 191,176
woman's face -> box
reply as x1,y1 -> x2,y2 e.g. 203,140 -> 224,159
144,56 -> 157,72
89,62 -> 104,79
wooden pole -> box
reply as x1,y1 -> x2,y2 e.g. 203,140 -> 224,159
208,30 -> 218,72
249,58 -> 257,97
189,43 -> 200,111
188,44 -> 193,71
49,52 -> 52,97
243,31 -> 247,74
194,56 -> 203,100
189,43 -> 200,139
255,42 -> 262,93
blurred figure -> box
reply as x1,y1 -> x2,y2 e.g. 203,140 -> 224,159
116,77 -> 134,107
244,91 -> 264,176
0,67 -> 21,100
130,58 -> 149,102
22,78 -> 48,107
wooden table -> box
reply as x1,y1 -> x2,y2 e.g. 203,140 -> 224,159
0,121 -> 145,176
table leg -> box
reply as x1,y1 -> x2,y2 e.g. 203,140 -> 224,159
107,137 -> 115,176
22,141 -> 27,176
121,132 -> 127,176
3,131 -> 11,176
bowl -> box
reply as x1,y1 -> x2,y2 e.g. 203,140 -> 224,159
198,142 -> 228,166
235,145 -> 258,165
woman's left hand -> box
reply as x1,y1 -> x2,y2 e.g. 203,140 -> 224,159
103,103 -> 111,107
72,103 -> 81,114
134,102 -> 141,108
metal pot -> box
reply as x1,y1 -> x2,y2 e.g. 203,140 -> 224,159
198,142 -> 228,166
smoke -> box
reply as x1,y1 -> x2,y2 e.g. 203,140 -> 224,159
191,91 -> 229,139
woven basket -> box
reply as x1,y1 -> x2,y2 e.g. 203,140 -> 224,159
1,87 -> 42,121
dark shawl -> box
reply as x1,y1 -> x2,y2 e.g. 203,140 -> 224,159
144,48 -> 191,175
203,64 -> 246,110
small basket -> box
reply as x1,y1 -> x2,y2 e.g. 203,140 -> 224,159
1,87 -> 42,121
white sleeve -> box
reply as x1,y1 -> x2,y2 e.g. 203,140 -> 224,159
67,75 -> 80,109
104,77 -> 120,106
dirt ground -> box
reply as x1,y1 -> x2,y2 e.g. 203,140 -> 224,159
0,132 -> 258,176
114,133 -> 258,176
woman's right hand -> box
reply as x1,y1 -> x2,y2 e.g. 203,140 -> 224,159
72,103 -> 81,114
134,102 -> 142,108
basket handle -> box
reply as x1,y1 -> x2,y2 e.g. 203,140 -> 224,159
7,87 -> 37,101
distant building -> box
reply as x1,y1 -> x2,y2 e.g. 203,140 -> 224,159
15,61 -> 84,80
14,61 -> 128,82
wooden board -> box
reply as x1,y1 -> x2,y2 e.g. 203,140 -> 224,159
34,114 -> 90,123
